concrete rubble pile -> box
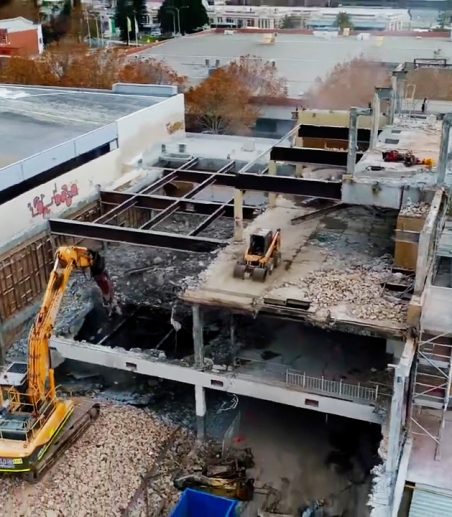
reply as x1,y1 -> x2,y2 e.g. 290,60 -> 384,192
0,402 -> 185,517
399,201 -> 430,218
286,267 -> 407,323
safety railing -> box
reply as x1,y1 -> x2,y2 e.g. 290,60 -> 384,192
235,357 -> 382,405
286,370 -> 379,403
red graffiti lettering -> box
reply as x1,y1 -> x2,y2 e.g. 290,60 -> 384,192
28,183 -> 79,218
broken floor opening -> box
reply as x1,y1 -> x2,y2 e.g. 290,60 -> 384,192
208,396 -> 382,517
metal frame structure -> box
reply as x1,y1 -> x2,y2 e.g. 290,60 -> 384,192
411,329 -> 452,459
49,142 -> 349,251
49,158 -> 256,252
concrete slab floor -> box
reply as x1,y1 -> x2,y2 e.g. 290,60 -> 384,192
183,199 -> 407,334
229,397 -> 380,516
234,318 -> 392,389
407,409 -> 452,492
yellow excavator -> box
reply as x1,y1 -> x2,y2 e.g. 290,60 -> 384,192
0,246 -> 115,479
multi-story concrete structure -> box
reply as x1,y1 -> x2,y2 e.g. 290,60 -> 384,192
2,64 -> 452,514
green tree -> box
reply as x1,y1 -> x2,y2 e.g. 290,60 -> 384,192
115,0 -> 146,42
158,0 -> 208,35
335,11 -> 353,31
280,15 -> 299,29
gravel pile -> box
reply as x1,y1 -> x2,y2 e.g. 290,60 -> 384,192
0,402 -> 185,517
284,267 -> 407,324
400,202 -> 430,218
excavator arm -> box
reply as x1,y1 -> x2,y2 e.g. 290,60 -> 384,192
27,246 -> 114,406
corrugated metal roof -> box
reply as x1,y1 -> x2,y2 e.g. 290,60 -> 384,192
409,487 -> 452,517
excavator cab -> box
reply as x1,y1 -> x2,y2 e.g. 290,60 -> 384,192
233,228 -> 281,282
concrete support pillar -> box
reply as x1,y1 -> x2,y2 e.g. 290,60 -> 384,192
0,326 -> 5,365
347,108 -> 359,177
230,313 -> 236,348
195,384 -> 206,441
233,189 -> 244,242
390,75 -> 397,121
268,160 -> 277,208
386,339 -> 404,362
437,113 -> 452,185
387,371 -> 405,477
370,92 -> 381,150
192,304 -> 204,370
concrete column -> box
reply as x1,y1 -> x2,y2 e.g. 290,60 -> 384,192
370,92 -> 380,150
195,384 -> 206,441
387,371 -> 405,479
437,113 -> 452,185
386,339 -> 404,362
233,189 -> 244,242
230,313 -> 236,348
0,326 -> 5,365
346,108 -> 359,176
268,160 -> 277,208
192,304 -> 204,369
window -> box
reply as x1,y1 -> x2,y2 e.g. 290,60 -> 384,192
226,17 -> 234,24
247,18 -> 254,27
217,17 -> 223,23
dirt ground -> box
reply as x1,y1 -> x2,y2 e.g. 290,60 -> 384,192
219,397 -> 381,517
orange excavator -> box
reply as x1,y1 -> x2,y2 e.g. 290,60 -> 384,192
0,246 -> 115,479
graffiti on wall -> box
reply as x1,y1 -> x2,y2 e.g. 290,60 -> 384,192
28,183 -> 79,218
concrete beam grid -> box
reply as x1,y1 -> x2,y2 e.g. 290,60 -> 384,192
48,157 -> 259,252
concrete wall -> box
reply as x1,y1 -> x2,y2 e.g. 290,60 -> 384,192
117,94 -> 185,164
0,94 -> 186,245
0,149 -> 121,245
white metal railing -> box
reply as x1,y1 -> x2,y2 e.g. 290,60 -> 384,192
285,370 -> 379,403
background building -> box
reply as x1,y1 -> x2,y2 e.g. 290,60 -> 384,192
0,17 -> 44,57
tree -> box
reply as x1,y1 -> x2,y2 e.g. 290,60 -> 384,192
119,58 -> 187,88
335,11 -> 353,31
0,42 -> 185,91
280,15 -> 300,29
304,58 -> 390,110
224,55 -> 288,101
158,0 -> 208,35
115,0 -> 143,43
186,68 -> 259,134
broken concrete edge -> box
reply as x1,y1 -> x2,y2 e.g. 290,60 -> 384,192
182,291 -> 408,339
414,188 -> 447,295
50,336 -> 384,424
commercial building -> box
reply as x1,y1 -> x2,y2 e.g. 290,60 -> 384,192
0,17 -> 44,57
205,6 -> 411,31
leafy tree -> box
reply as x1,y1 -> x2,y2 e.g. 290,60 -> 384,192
335,11 -> 353,31
0,0 -> 39,21
115,0 -> 143,43
224,55 -> 288,100
120,58 -> 187,88
280,15 -> 299,29
186,68 -> 259,134
158,0 -> 208,35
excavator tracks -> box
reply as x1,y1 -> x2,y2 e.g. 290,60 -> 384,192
27,399 -> 100,482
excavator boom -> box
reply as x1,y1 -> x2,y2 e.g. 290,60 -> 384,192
0,246 -> 114,478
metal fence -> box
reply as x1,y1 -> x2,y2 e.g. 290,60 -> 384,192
286,370 -> 379,403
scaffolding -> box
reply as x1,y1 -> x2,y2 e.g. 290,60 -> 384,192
411,329 -> 452,460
